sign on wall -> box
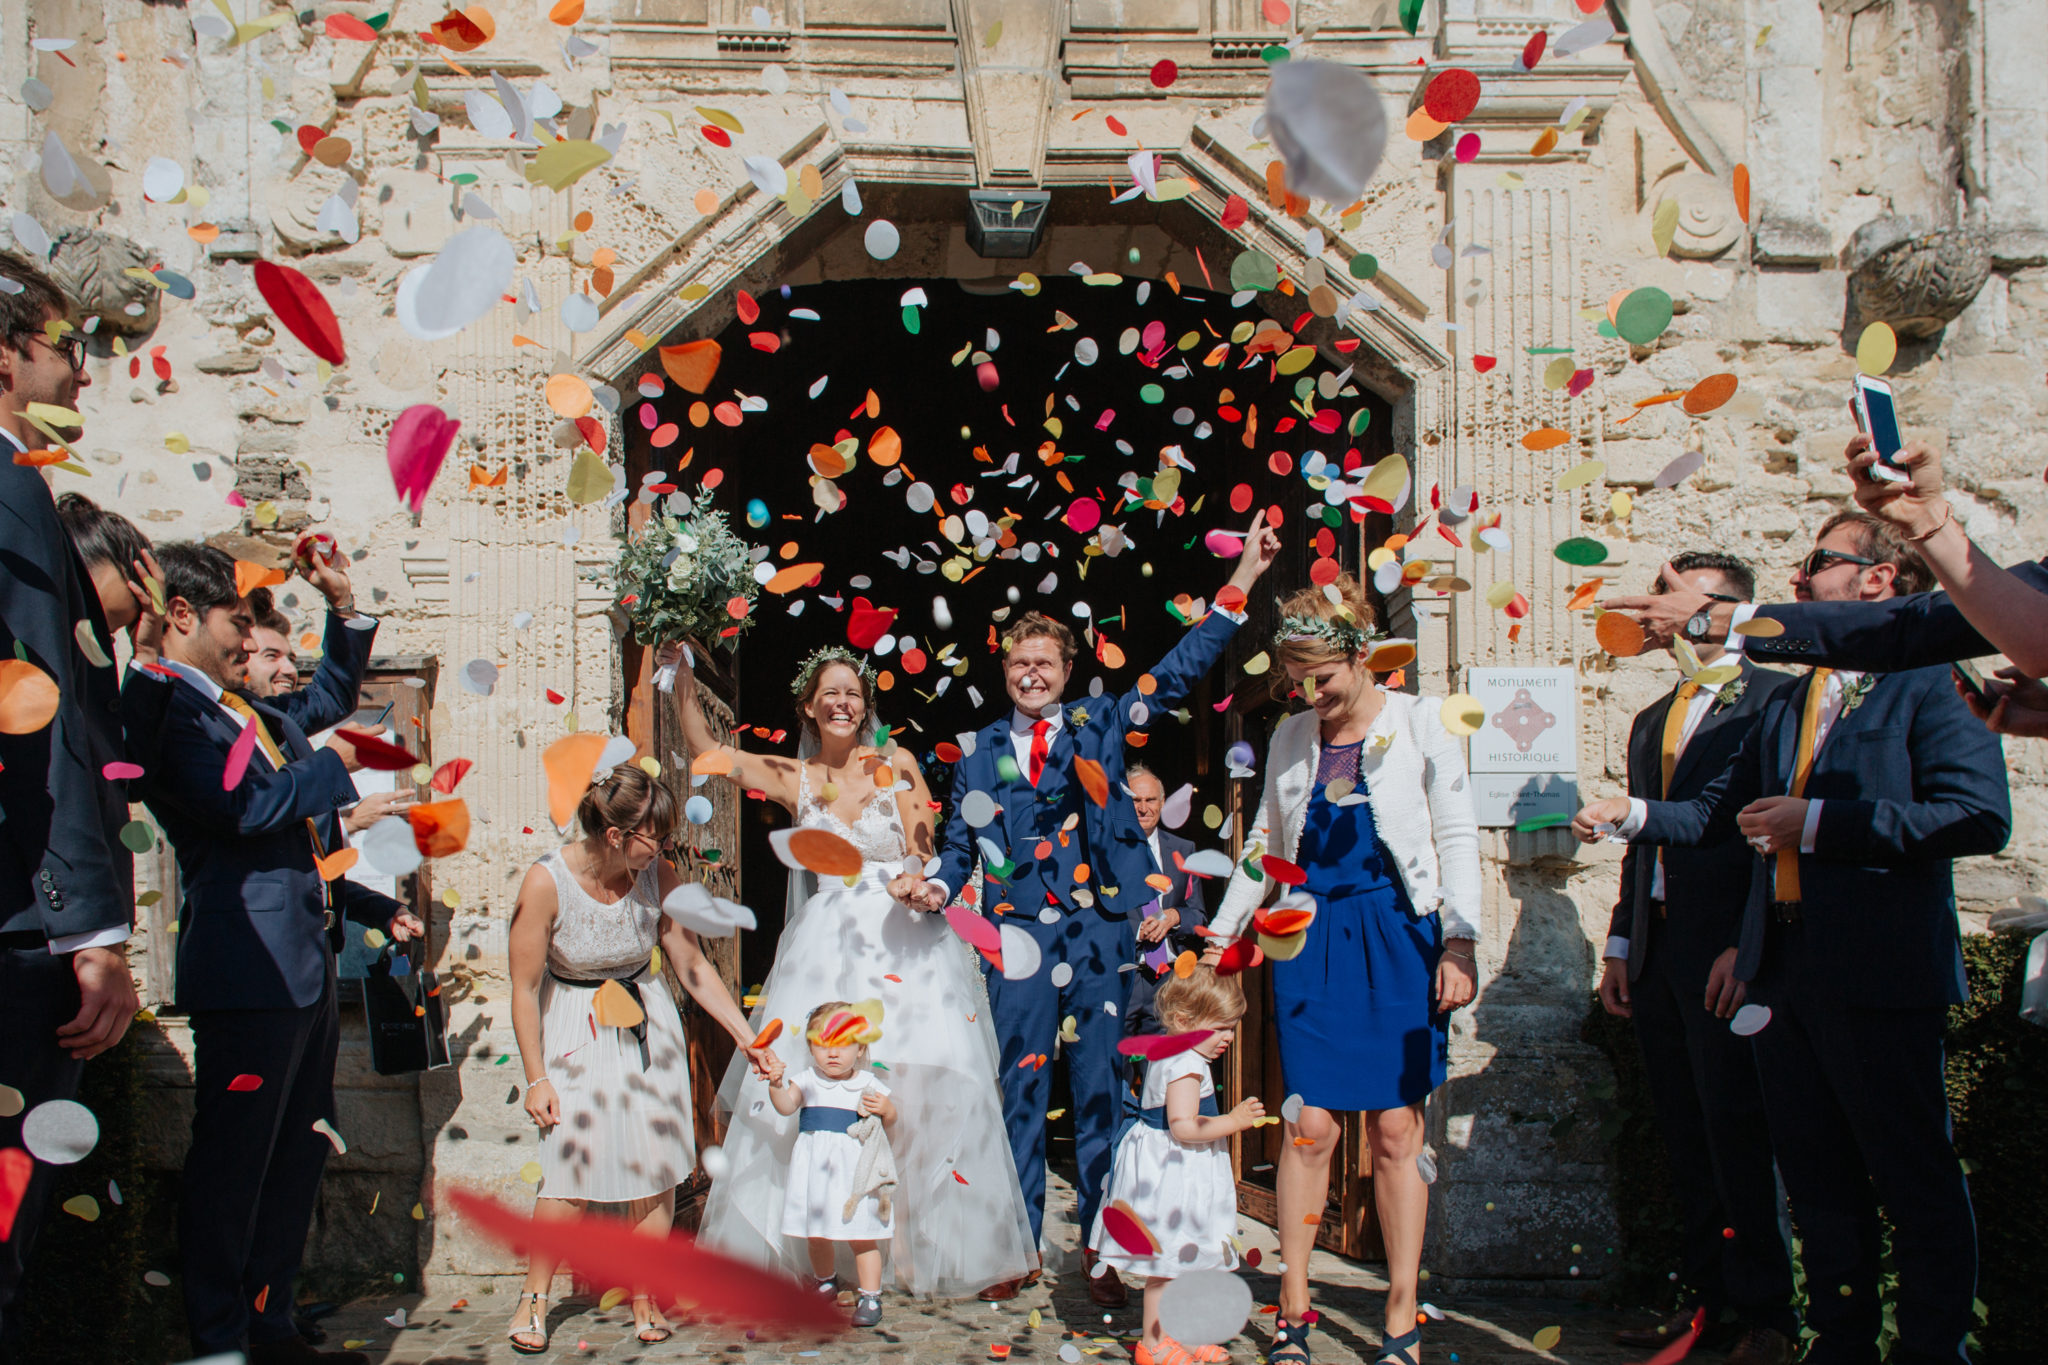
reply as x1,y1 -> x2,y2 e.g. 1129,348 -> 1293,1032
1462,666 -> 1579,828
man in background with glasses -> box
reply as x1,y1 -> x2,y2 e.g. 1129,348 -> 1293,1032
0,250 -> 144,1364
1576,512 -> 2009,1365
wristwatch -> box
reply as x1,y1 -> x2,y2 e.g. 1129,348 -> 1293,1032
1683,608 -> 1712,640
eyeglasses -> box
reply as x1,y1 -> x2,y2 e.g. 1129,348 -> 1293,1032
625,829 -> 675,854
13,331 -> 86,372
1799,547 -> 1878,579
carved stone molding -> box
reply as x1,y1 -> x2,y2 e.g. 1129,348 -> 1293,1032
1642,170 -> 1746,259
1844,219 -> 1993,342
47,228 -> 161,338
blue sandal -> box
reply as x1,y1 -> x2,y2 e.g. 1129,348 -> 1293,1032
1375,1326 -> 1421,1365
1266,1314 -> 1315,1365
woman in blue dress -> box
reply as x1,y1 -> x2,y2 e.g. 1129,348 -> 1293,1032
1208,575 -> 1481,1365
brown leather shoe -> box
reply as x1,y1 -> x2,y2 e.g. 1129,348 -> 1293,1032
1082,1247 -> 1128,1308
1614,1308 -> 1735,1351
978,1262 -> 1043,1302
1724,1326 -> 1794,1365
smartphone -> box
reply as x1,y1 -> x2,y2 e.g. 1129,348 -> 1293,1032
1850,374 -> 1909,484
1952,659 -> 1990,704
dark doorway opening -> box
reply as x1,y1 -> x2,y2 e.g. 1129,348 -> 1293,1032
620,268 -> 1393,1232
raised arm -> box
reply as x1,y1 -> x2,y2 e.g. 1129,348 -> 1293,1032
655,640 -> 802,812
1119,517 -> 1282,721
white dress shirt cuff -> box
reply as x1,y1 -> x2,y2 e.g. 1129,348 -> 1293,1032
1799,799 -> 1824,855
1618,798 -> 1649,840
49,925 -> 132,955
1603,935 -> 1631,962
1213,605 -> 1246,624
926,879 -> 951,902
1723,603 -> 1758,653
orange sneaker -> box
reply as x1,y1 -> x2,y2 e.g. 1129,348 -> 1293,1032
1138,1338 -> 1222,1365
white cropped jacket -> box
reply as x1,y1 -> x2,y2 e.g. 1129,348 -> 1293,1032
1211,693 -> 1483,944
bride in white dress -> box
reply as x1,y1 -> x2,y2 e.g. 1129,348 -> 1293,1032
657,641 -> 1037,1299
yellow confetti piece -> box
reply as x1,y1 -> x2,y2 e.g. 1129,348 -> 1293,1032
599,1287 -> 630,1311
62,1195 -> 99,1221
1241,651 -> 1271,676
411,1203 -> 426,1220
1532,1325 -> 1562,1351
1440,695 -> 1485,736
164,431 -> 190,453
519,1161 -> 544,1184
1554,460 -> 1607,491
1856,321 -> 1897,377
1483,582 -> 1518,610
1734,616 -> 1786,638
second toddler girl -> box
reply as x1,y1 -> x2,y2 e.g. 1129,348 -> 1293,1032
1094,967 -> 1267,1365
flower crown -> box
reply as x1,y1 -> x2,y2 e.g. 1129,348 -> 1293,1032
791,645 -> 876,699
1274,612 -> 1378,655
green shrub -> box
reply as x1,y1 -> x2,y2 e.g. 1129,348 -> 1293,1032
1587,930 -> 2048,1364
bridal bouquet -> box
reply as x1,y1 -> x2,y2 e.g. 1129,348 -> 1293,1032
615,487 -> 761,681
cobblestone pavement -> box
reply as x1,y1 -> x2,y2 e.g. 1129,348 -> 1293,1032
313,1177 -> 1656,1365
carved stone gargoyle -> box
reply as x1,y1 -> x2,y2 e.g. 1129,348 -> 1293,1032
1844,217 -> 1993,344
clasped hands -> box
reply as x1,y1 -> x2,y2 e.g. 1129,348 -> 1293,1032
885,873 -> 946,912
1573,795 -> 1809,855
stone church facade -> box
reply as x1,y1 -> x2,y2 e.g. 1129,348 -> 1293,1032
4,0 -> 2039,1292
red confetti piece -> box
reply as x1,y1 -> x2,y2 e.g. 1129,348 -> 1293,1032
1521,30 -> 1547,70
1150,59 -> 1177,88
332,727 -> 421,771
734,290 -> 760,324
1116,1029 -> 1214,1061
1423,68 -> 1482,124
700,125 -> 731,147
846,597 -> 897,650
326,13 -> 378,39
227,1074 -> 264,1092
1102,1200 -> 1161,1256
1220,193 -> 1250,232
252,260 -> 345,366
1260,855 -> 1307,886
1473,355 -> 1497,372
222,717 -> 261,792
0,1149 -> 31,1241
1105,115 -> 1128,136
445,1188 -> 845,1335
431,759 -> 472,793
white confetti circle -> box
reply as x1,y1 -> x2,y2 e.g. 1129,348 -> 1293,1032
1730,1003 -> 1773,1037
1158,1269 -> 1254,1346
863,218 -> 901,261
960,790 -> 998,829
998,924 -> 1042,981
1050,962 -> 1074,989
22,1099 -> 99,1165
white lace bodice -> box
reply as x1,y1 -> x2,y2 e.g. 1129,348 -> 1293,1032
796,762 -> 909,866
540,848 -> 664,977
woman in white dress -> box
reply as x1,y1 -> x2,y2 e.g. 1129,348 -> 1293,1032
505,765 -> 774,1352
661,640 -> 1038,1299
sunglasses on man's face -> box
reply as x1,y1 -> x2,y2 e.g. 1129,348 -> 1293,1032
1800,547 -> 1878,579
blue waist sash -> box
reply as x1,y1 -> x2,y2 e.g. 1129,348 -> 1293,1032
1138,1093 -> 1219,1129
799,1106 -> 861,1134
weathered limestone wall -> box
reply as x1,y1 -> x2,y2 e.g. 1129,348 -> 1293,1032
6,0 -> 2039,1295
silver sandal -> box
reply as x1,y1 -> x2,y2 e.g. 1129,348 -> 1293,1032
508,1291 -> 549,1354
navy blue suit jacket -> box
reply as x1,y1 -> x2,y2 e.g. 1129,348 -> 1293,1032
1636,665 -> 2010,1009
0,459 -> 157,942
121,615 -> 400,1011
1744,556 -> 2048,671
1610,660 -> 1798,987
1133,828 -> 1208,959
935,610 -> 1239,930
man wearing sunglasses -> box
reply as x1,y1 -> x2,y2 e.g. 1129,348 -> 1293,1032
1576,512 -> 2009,1365
0,251 -> 144,1360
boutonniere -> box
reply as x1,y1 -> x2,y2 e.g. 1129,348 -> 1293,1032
1713,675 -> 1748,712
1840,673 -> 1876,715
1066,706 -> 1088,728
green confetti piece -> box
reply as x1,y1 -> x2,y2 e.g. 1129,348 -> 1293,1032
1138,383 -> 1165,404
1349,408 -> 1372,436
1553,537 -> 1610,566
1514,812 -> 1572,833
118,820 -> 155,854
1229,249 -> 1279,292
901,305 -> 921,334
1347,252 -> 1378,280
1614,287 -> 1674,346
366,10 -> 391,29
1260,43 -> 1290,63
1400,0 -> 1425,35
1525,346 -> 1576,355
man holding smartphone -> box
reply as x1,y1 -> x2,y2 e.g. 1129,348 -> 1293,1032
1603,430 -> 2048,736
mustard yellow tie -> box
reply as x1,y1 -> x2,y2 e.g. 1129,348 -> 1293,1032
222,692 -> 337,897
1659,679 -> 1704,798
1775,669 -> 1833,905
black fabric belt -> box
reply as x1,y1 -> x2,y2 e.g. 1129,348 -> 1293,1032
799,1106 -> 861,1135
1138,1093 -> 1220,1129
1769,901 -> 1802,924
547,965 -> 650,1067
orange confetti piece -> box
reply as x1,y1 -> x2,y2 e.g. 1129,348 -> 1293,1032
1073,757 -> 1109,807
314,847 -> 360,881
1565,578 -> 1605,611
409,799 -> 471,858
233,560 -> 286,598
1595,611 -> 1646,658
11,448 -> 66,467
788,827 -> 863,877
1733,164 -> 1750,225
658,339 -> 722,394
542,733 -> 608,830
1522,428 -> 1572,451
764,562 -> 824,594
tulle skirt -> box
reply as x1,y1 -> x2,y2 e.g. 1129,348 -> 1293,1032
697,866 -> 1037,1297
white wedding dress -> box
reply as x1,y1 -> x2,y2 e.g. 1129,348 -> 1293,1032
696,766 -> 1037,1298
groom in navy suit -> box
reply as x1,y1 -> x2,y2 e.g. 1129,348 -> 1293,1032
906,520 -> 1280,1302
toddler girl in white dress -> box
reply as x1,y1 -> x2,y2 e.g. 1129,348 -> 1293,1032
766,999 -> 900,1328
1094,968 -> 1268,1365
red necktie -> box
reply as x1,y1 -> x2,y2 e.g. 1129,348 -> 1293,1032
1028,719 -> 1050,787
